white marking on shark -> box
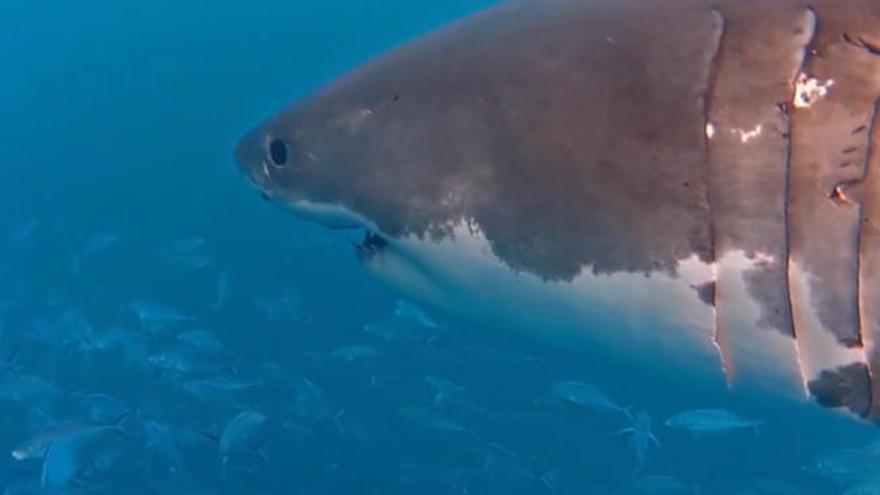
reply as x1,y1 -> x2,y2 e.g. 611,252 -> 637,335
714,250 -> 807,397
788,259 -> 867,385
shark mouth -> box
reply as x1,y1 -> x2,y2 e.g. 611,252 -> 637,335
354,229 -> 389,261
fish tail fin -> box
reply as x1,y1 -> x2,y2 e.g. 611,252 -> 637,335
112,410 -> 133,425
226,360 -> 241,377
227,465 -> 258,483
40,445 -> 52,489
465,422 -> 487,447
255,446 -> 270,463
31,407 -> 53,428
615,427 -> 635,437
333,409 -> 346,435
631,459 -> 644,480
752,422 -> 763,437
3,349 -> 24,377
466,423 -> 518,460
153,366 -> 169,382
650,433 -> 661,450
201,429 -> 220,443
425,335 -> 441,351
110,410 -> 137,437
252,438 -> 275,463
621,405 -> 635,421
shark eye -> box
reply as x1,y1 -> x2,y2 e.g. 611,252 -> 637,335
268,138 -> 288,166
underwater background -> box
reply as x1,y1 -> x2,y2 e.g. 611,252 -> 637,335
2,1 -> 880,493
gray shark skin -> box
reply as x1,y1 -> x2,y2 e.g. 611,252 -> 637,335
235,0 -> 880,420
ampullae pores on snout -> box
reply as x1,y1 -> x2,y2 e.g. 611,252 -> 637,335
235,0 -> 880,420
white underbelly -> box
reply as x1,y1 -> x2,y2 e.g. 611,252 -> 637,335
363,223 -> 730,390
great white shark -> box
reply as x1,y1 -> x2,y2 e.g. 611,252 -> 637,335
235,0 -> 880,421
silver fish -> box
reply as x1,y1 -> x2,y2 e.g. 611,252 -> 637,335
665,409 -> 762,435
399,406 -> 467,434
288,377 -> 332,421
149,347 -> 225,376
393,299 -> 440,329
219,410 -> 267,477
79,232 -> 121,257
844,478 -> 880,495
256,292 -> 303,322
130,299 -> 195,332
12,415 -> 127,461
37,308 -> 94,348
10,218 -> 38,243
154,238 -> 212,268
169,237 -> 206,253
334,409 -> 370,442
219,410 -> 267,456
330,344 -> 380,366
362,317 -> 434,344
160,252 -> 216,269
176,329 -> 226,354
617,410 -> 661,475
809,448 -> 880,485
632,475 -> 699,494
183,376 -> 262,399
0,373 -> 59,403
71,232 -> 122,279
215,270 -> 229,310
81,326 -> 143,352
425,376 -> 486,421
143,420 -> 184,475
544,380 -> 630,417
424,375 -> 464,396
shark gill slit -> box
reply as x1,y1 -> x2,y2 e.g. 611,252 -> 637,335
855,102 -> 878,348
785,6 -> 820,394
702,8 -> 727,382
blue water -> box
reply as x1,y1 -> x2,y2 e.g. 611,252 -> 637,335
1,1 -> 879,494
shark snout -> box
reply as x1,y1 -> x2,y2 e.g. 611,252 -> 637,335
234,127 -> 266,185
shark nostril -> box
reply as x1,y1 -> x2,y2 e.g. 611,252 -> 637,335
269,138 -> 288,166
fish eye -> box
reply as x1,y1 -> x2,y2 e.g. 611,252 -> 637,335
268,138 -> 288,166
